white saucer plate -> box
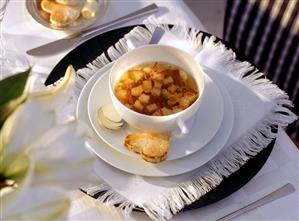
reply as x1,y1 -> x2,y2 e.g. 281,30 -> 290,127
87,64 -> 224,160
76,64 -> 234,177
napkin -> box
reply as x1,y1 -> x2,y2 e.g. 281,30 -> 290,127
76,19 -> 297,221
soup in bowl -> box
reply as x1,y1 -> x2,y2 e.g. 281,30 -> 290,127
109,45 -> 205,135
115,62 -> 199,116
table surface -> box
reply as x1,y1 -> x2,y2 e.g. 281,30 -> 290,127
4,1 -> 299,220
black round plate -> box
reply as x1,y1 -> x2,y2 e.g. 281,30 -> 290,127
45,25 -> 274,211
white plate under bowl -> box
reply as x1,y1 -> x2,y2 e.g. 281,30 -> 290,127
76,65 -> 234,177
87,64 -> 224,160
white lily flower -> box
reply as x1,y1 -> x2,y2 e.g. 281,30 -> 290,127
0,100 -> 56,156
3,186 -> 70,221
0,66 -> 97,220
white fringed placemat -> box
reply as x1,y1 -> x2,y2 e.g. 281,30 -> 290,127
74,18 -> 297,221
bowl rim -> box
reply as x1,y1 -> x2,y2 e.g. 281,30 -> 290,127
109,44 -> 205,120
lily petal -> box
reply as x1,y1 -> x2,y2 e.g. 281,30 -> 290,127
0,100 -> 55,156
2,186 -> 70,221
30,120 -> 96,189
30,65 -> 76,119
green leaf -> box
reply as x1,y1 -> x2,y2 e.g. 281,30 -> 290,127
0,68 -> 31,129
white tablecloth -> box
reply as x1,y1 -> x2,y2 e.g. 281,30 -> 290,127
4,1 -> 298,220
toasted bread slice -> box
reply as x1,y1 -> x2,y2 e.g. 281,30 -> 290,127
124,133 -> 169,163
41,0 -> 56,13
50,5 -> 80,27
124,133 -> 146,154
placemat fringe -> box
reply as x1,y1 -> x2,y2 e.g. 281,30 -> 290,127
79,17 -> 297,221
74,26 -> 152,97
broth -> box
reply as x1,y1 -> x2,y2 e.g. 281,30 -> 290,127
115,62 -> 199,116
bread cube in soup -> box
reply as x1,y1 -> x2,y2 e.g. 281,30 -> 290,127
143,67 -> 152,73
124,78 -> 134,85
139,93 -> 150,104
121,72 -> 129,80
167,98 -> 178,106
179,92 -> 197,108
151,72 -> 164,80
162,88 -> 170,99
142,80 -> 152,93
153,63 -> 167,72
146,103 -> 158,113
161,107 -> 172,116
179,70 -> 188,82
129,70 -> 144,81
152,109 -> 162,116
131,85 -> 143,97
163,76 -> 174,85
172,106 -> 184,113
153,80 -> 162,88
168,84 -> 177,93
133,100 -> 143,111
116,89 -> 127,102
151,87 -> 161,96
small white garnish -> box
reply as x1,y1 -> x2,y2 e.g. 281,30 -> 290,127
96,104 -> 124,130
101,103 -> 123,123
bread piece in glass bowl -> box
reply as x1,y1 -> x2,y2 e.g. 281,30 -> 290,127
26,0 -> 108,31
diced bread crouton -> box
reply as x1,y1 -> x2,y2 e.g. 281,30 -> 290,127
167,84 -> 177,93
146,103 -> 158,113
131,85 -> 143,96
172,106 -> 184,113
151,87 -> 161,97
161,107 -> 172,116
151,72 -> 164,80
129,70 -> 144,81
167,98 -> 178,106
153,63 -> 167,72
162,88 -> 170,99
139,93 -> 150,104
152,109 -> 162,116
179,92 -> 197,108
179,70 -> 188,82
143,67 -> 152,73
133,100 -> 143,111
120,72 -> 129,81
142,80 -> 152,93
124,78 -> 134,85
153,80 -> 162,88
169,93 -> 183,100
116,89 -> 127,101
167,93 -> 183,106
163,76 -> 174,85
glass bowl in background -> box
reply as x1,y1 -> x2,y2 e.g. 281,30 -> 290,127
26,0 -> 108,31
